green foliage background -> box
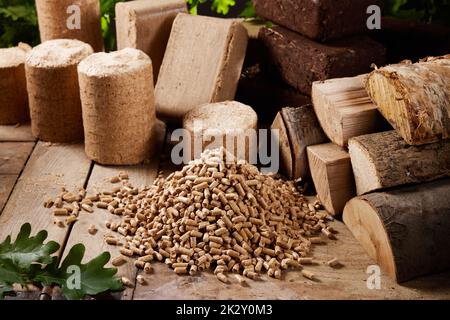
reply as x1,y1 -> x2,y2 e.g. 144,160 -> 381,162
0,0 -> 449,49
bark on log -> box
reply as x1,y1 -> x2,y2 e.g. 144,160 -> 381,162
343,179 -> 450,283
349,130 -> 450,195
366,55 -> 450,145
272,105 -> 328,179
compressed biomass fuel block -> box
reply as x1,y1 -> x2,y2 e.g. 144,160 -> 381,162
343,179 -> 450,283
312,75 -> 388,146
253,0 -> 381,42
26,39 -> 93,142
349,131 -> 450,195
78,48 -> 157,165
259,26 -> 386,95
271,106 -> 328,179
156,14 -> 248,121
366,55 -> 450,145
307,143 -> 355,216
116,0 -> 187,81
36,0 -> 103,52
182,101 -> 258,161
0,43 -> 31,124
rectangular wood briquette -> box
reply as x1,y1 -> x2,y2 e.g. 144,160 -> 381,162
253,0 -> 382,42
116,0 -> 187,82
259,26 -> 385,95
155,13 -> 248,121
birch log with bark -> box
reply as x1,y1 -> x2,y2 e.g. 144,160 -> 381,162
366,55 -> 450,145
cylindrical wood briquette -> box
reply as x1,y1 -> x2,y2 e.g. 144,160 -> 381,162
35,0 -> 103,52
78,48 -> 157,165
0,43 -> 32,124
182,101 -> 258,161
25,39 -> 93,142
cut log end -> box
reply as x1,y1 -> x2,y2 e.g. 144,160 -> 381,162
312,75 -> 385,147
366,55 -> 450,145
344,180 -> 450,283
365,72 -> 413,144
343,198 -> 396,280
307,143 -> 355,216
348,139 -> 381,195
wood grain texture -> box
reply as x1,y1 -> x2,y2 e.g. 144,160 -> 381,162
307,143 -> 355,216
0,124 -> 35,142
0,142 -> 34,175
132,219 -> 450,300
62,121 -> 166,300
0,175 -> 17,213
344,180 -> 450,283
0,142 -> 92,244
366,55 -> 450,145
349,130 -> 450,195
312,75 -> 387,146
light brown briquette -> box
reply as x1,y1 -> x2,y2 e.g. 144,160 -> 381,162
115,0 -> 187,82
35,0 -> 103,52
25,39 -> 93,142
155,14 -> 248,122
0,43 -> 31,125
78,48 -> 157,165
183,101 -> 258,161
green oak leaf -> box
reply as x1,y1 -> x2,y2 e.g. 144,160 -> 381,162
36,244 -> 123,300
0,223 -> 59,271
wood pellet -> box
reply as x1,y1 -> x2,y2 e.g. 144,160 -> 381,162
43,148 -> 337,283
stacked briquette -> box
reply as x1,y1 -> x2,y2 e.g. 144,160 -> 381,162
253,0 -> 386,96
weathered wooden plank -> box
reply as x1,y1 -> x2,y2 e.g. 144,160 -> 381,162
0,175 -> 17,213
0,142 -> 35,215
132,219 -> 450,300
0,123 -> 35,142
62,121 -> 166,300
0,142 -> 92,243
0,142 -> 35,175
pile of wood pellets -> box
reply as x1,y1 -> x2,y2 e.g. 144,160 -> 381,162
45,149 -> 338,283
